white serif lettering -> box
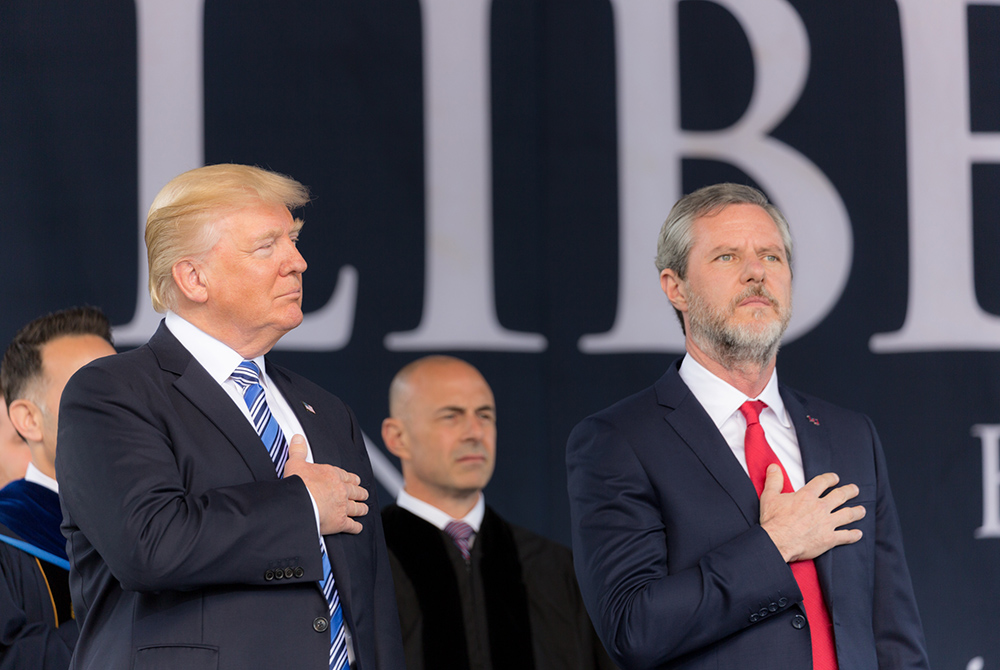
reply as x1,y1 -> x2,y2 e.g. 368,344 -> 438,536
970,424 -> 1000,539
116,0 -> 358,350
870,0 -> 1000,352
579,0 -> 852,353
384,0 -> 546,352
113,0 -> 204,346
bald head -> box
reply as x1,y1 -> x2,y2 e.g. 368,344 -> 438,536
382,356 -> 496,518
388,356 -> 487,419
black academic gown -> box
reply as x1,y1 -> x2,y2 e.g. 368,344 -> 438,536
0,479 -> 77,669
382,504 -> 616,670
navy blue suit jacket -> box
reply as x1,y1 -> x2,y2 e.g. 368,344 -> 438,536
57,322 -> 404,670
566,360 -> 929,669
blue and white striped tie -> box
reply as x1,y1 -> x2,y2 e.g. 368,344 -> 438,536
231,361 -> 350,670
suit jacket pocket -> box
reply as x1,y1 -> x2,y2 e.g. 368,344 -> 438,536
133,644 -> 219,670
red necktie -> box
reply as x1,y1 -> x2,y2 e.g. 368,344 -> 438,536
740,400 -> 838,670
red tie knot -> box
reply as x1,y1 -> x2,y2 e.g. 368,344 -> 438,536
739,400 -> 768,426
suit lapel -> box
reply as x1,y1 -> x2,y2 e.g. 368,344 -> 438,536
148,322 -> 279,483
781,386 -> 836,604
782,387 -> 832,480
657,363 -> 761,527
266,363 -> 344,470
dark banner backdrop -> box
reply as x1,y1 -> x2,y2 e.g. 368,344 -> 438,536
2,1 -> 998,667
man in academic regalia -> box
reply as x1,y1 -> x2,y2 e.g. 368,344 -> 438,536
380,355 -> 616,670
0,307 -> 115,668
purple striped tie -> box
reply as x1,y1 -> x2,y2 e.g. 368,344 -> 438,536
444,520 -> 475,561
231,361 -> 350,670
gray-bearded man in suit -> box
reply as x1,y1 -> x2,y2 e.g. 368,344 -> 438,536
57,164 -> 404,670
567,183 -> 929,669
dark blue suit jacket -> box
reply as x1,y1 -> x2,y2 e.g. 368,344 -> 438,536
57,322 -> 404,670
566,360 -> 929,670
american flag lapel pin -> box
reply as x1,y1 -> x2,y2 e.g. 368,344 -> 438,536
302,401 -> 316,414
806,414 -> 820,426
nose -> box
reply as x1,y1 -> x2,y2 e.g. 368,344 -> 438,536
283,240 -> 308,274
742,257 -> 765,284
466,416 -> 487,442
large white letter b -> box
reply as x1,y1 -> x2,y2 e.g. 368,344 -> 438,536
580,0 -> 852,353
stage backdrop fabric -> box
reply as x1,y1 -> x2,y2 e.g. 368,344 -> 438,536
2,1 -> 998,667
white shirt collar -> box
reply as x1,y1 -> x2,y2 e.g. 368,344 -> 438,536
678,354 -> 791,430
165,311 -> 266,383
395,488 -> 486,533
25,462 -> 58,494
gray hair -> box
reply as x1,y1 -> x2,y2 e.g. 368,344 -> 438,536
655,183 -> 793,331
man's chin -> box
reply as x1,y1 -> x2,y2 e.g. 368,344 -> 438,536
276,308 -> 304,333
738,322 -> 780,340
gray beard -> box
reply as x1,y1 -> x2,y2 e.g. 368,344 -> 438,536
686,284 -> 792,370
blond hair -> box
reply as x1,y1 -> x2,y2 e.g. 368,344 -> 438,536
145,164 -> 310,313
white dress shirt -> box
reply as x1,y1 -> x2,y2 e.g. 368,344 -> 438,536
678,354 -> 805,491
165,312 -> 311,459
396,489 -> 486,549
24,462 -> 58,494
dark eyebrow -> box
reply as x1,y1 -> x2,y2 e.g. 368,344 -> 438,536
435,405 -> 467,415
434,405 -> 495,415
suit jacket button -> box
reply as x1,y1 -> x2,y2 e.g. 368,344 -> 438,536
791,614 -> 807,629
264,570 -> 275,581
274,569 -> 284,580
749,613 -> 759,623
758,608 -> 768,618
313,617 -> 330,633
768,602 -> 778,612
283,567 -> 295,579
294,567 -> 304,578
778,597 -> 788,608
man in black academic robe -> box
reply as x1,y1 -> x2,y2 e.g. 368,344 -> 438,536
0,306 -> 117,668
380,355 -> 615,670
0,480 -> 77,667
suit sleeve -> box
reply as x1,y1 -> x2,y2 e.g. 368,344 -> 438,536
57,363 -> 323,594
566,415 -> 800,669
867,416 -> 930,669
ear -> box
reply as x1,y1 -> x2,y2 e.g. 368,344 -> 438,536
381,418 -> 410,461
660,268 -> 689,312
7,398 -> 43,444
172,260 -> 209,305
